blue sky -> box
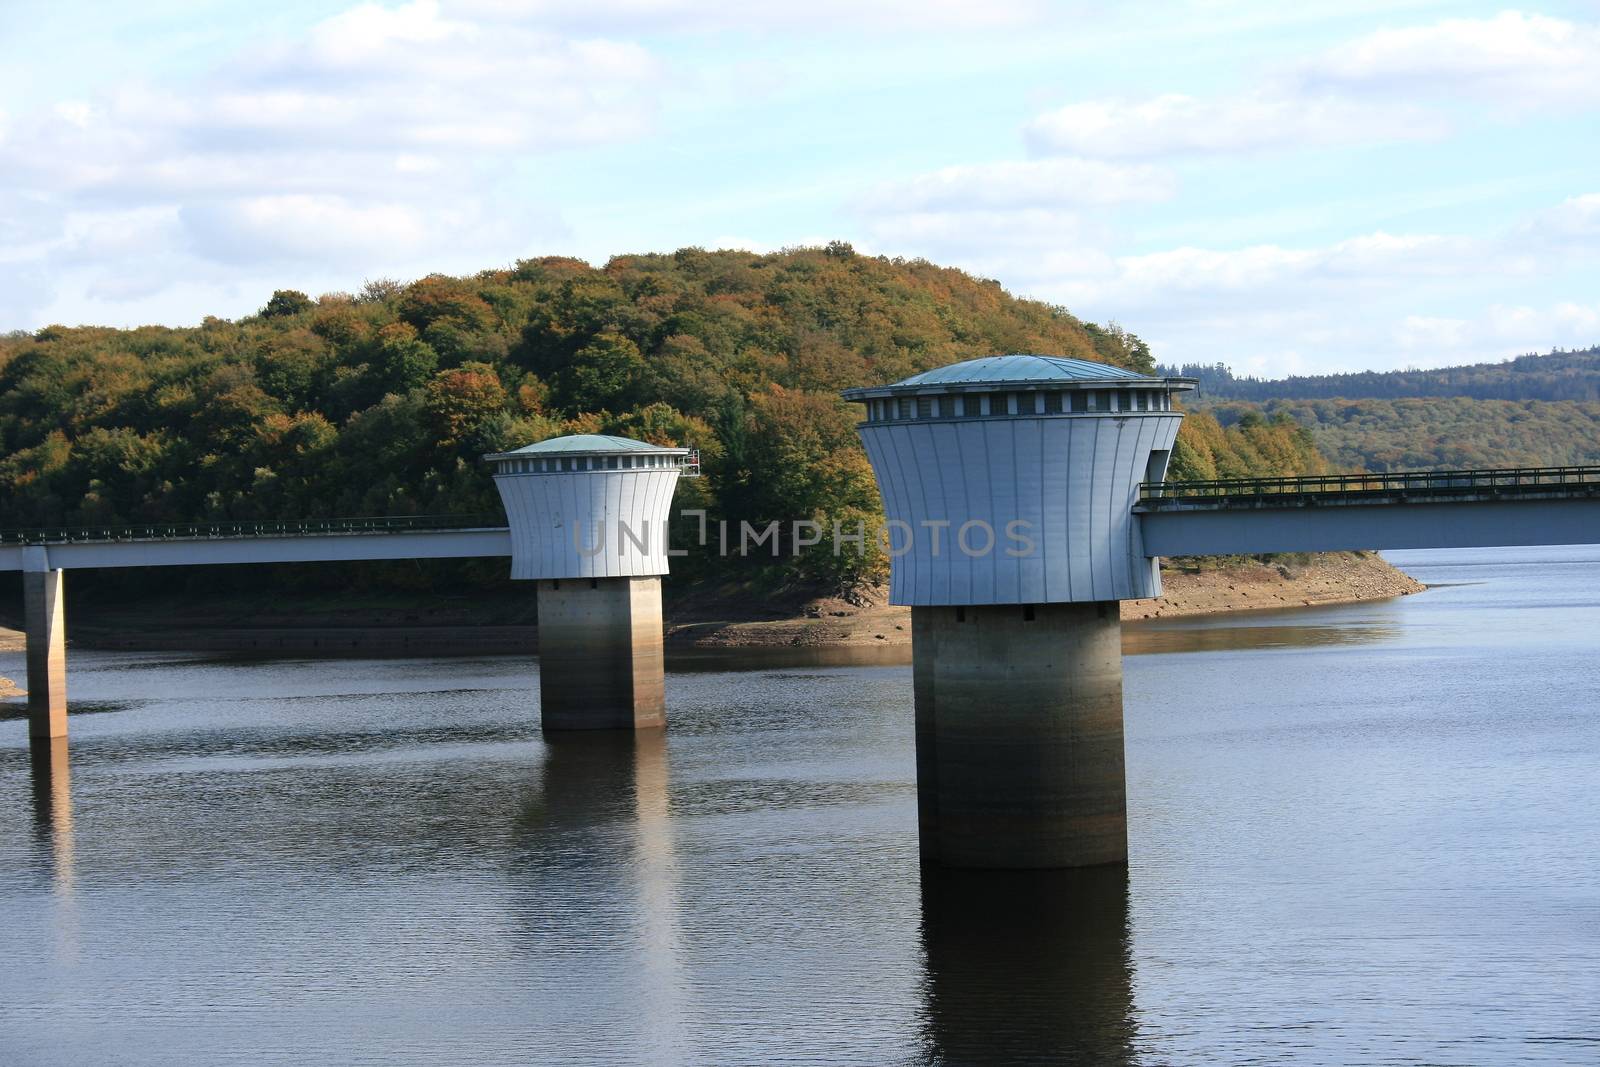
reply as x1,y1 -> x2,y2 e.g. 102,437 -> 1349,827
1,1 -> 1596,376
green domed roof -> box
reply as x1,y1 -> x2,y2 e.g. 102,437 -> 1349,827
500,434 -> 685,455
898,355 -> 1149,386
841,355 -> 1190,400
484,434 -> 689,463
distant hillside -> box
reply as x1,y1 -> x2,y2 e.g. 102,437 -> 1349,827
1161,346 -> 1600,403
1204,397 -> 1600,473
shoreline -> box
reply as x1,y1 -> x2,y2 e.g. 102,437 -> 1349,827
665,552 -> 1423,650
0,552 -> 1422,659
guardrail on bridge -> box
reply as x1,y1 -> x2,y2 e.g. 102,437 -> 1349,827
0,514 -> 507,546
1139,465 -> 1600,508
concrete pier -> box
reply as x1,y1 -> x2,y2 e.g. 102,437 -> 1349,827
536,577 -> 666,731
23,566 -> 68,741
912,601 -> 1126,869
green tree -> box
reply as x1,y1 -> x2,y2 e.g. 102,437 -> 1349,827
261,290 -> 314,319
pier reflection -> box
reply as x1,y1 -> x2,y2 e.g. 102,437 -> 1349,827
919,866 -> 1136,1066
29,737 -> 76,895
520,731 -> 687,1058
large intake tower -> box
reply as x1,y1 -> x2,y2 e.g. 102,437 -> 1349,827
843,355 -> 1196,869
486,434 -> 690,731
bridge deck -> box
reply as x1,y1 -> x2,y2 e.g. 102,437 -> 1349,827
1138,466 -> 1600,556
1137,465 -> 1600,511
0,515 -> 511,571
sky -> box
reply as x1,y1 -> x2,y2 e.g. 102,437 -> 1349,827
1,1 -> 1596,377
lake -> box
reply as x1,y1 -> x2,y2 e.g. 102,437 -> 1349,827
2,546 -> 1597,1065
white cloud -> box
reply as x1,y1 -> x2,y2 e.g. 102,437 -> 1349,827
1026,12 -> 1600,160
1304,10 -> 1600,107
862,158 -> 1176,210
0,0 -> 663,324
455,0 -> 1045,31
181,196 -> 433,265
1519,193 -> 1600,249
1397,315 -> 1470,352
1026,92 -> 1444,158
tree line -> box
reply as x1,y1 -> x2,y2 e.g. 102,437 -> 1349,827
1,247 -> 1324,597
1160,346 -> 1600,403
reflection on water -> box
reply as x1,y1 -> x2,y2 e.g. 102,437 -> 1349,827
1122,619 -> 1401,656
29,738 -> 74,895
519,732 -> 689,1062
667,610 -> 1408,667
2,546 -> 1599,1065
667,643 -> 913,671
920,867 -> 1135,1067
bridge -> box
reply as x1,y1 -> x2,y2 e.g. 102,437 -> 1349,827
7,462 -> 1600,753
0,514 -> 510,570
1138,465 -> 1600,556
8,356 -> 1600,871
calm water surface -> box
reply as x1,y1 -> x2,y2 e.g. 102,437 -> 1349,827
2,546 -> 1597,1065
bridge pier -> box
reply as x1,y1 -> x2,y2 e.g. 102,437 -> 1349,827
22,553 -> 68,741
912,602 -> 1126,869
536,577 -> 666,731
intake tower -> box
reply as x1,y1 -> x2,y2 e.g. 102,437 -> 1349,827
843,355 -> 1196,868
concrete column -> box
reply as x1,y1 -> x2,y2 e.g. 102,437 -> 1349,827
23,562 -> 68,741
536,576 -> 666,731
912,601 -> 1126,869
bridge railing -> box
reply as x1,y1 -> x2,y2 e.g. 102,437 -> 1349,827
1140,465 -> 1600,505
0,514 -> 507,546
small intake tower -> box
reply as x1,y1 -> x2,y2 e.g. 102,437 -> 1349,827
843,355 -> 1196,868
486,434 -> 690,731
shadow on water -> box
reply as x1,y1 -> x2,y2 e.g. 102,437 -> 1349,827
0,699 -> 133,723
919,866 -> 1136,1067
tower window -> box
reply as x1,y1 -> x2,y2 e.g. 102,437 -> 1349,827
938,396 -> 955,418
917,396 -> 934,418
1043,392 -> 1062,414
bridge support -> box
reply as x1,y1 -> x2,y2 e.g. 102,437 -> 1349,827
536,576 -> 666,731
23,557 -> 68,741
912,601 -> 1126,869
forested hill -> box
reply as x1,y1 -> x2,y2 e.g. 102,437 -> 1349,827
1160,346 -> 1600,473
0,246 -> 1323,592
1161,346 -> 1600,402
1203,398 -> 1600,472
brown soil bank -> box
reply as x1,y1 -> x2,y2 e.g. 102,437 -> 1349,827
664,551 -> 1422,649
11,552 -> 1421,657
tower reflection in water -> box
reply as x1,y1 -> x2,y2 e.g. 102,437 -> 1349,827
30,736 -> 76,896
522,731 -> 687,1059
919,866 -> 1137,1066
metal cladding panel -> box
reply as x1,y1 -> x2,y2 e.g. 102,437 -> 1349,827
494,469 -> 681,580
858,413 -> 1183,606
